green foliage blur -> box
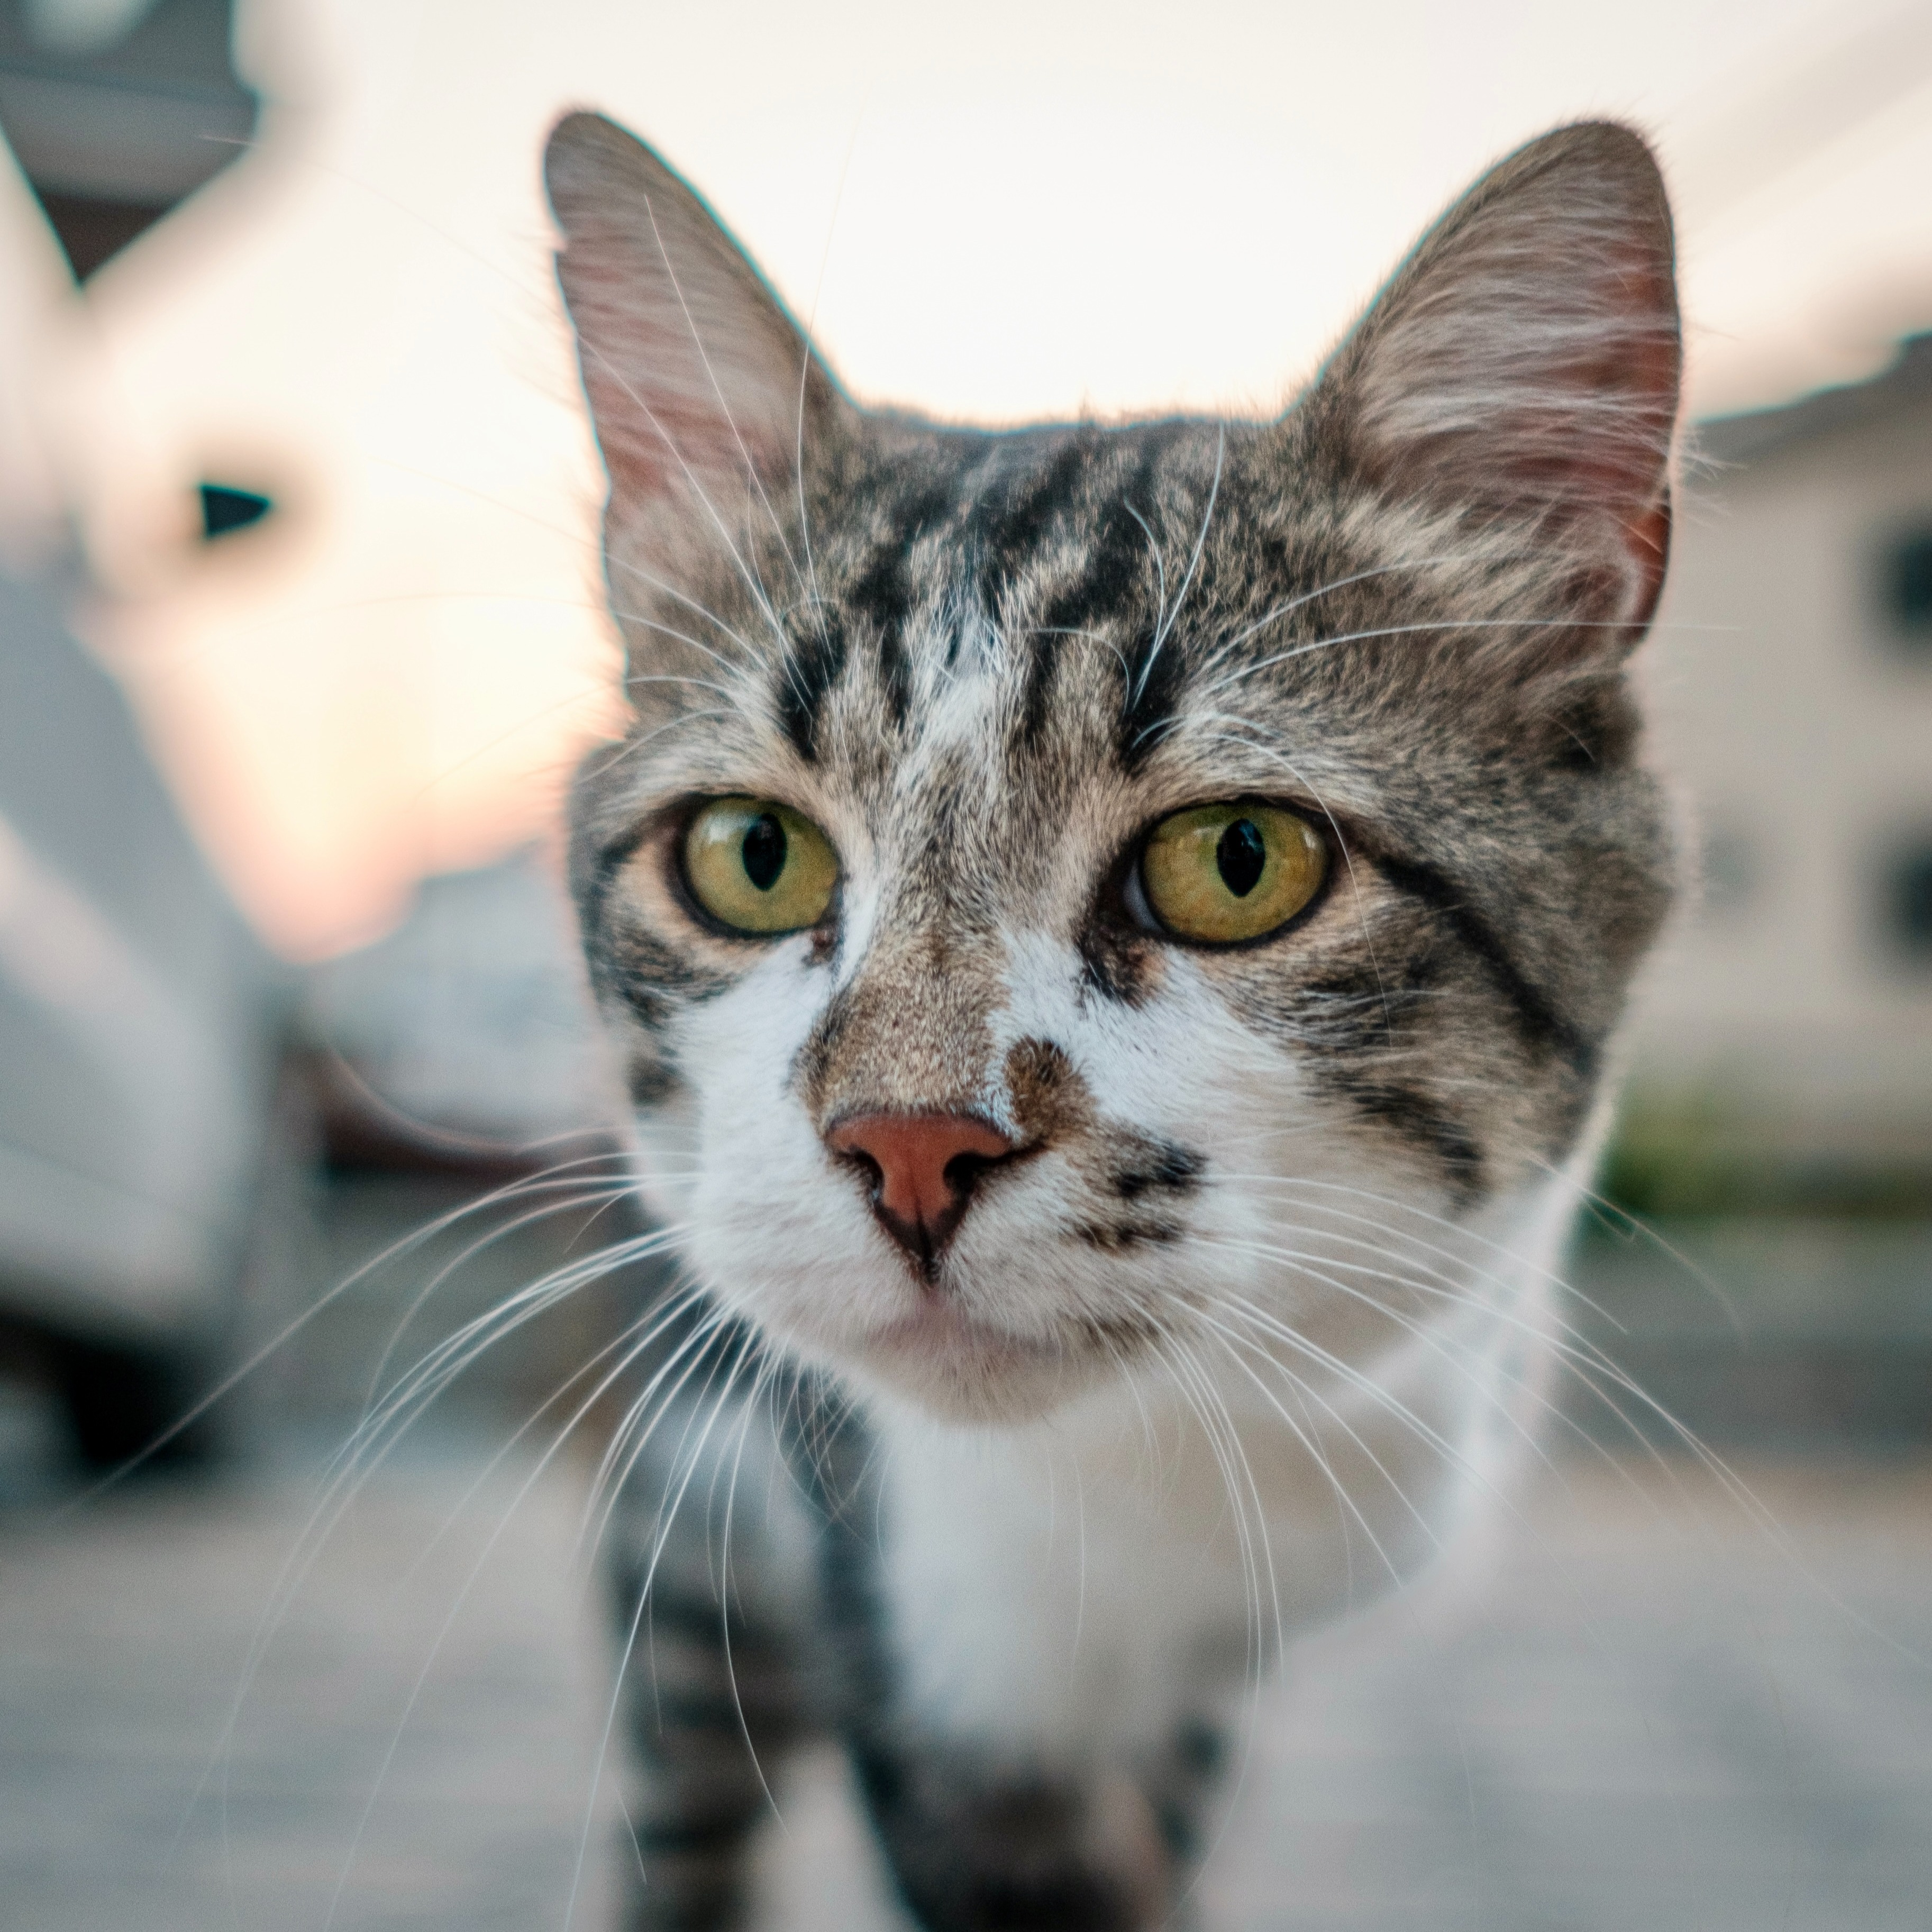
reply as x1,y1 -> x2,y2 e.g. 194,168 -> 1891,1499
1599,1090 -> 1932,1222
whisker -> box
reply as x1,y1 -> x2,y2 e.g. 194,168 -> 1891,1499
708,1347 -> 792,1834
67,1150 -> 655,1506
1129,425 -> 1224,712
189,1225 -> 699,1889
631,187 -> 812,611
359,1182 -> 642,1412
566,1329 -> 759,1931
315,1282 -> 717,1932
1191,1302 -> 1448,1579
1197,612 -> 1725,705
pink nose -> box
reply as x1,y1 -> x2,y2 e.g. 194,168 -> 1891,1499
826,1111 -> 1017,1271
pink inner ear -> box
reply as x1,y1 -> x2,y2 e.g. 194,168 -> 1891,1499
1339,124 -> 1681,576
1621,494 -> 1672,631
1524,233 -> 1680,515
1368,258 -> 1679,529
563,241 -> 795,509
572,274 -> 741,501
548,114 -> 833,516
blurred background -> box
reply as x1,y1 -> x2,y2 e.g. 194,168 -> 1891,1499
0,1 -> 1928,1927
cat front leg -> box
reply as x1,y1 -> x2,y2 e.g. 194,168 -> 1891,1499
607,1550 -> 809,1931
605,1352 -> 827,1931
800,1389 -> 1247,1930
852,1739 -> 1178,1932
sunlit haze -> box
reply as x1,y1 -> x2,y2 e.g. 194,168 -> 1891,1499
6,0 -> 1930,955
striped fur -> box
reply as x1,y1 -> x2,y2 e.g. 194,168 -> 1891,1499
547,113 -> 1682,1928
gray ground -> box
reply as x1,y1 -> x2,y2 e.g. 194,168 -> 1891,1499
4,1186 -> 1929,1930
3,1403 -> 1929,1930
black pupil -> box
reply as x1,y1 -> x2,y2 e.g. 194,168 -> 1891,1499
741,813 -> 787,891
1216,818 -> 1267,898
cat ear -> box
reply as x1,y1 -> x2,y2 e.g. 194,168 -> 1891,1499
1318,122 -> 1681,631
544,112 -> 842,530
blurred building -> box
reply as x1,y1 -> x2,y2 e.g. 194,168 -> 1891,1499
1629,332 -> 1932,1183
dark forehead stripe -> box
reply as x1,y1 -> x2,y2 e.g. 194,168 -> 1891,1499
1005,431 -> 1183,752
774,614 -> 850,762
777,444 -> 986,761
1117,618 -> 1191,774
963,432 -> 1098,583
973,435 -> 1112,749
778,421 -> 1209,766
840,468 -> 971,727
1020,486 -> 1155,751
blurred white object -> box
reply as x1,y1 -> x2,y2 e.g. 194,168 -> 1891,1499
302,849 -> 613,1161
0,102 -> 71,568
0,569 -> 299,1462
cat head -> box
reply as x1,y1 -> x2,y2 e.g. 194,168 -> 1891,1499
546,113 -> 1680,1425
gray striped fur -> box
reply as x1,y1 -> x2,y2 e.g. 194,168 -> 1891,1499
548,112 -> 1683,1929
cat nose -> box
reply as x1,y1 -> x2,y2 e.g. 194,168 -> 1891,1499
826,1111 -> 1017,1272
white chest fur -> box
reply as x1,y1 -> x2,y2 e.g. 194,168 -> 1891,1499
861,1166 -> 1575,1764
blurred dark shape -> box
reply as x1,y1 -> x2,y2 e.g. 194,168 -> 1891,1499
300,851 -> 616,1181
1887,527 -> 1932,640
1573,1219 -> 1932,1446
1585,337 -> 1932,1446
1587,1098 -> 1932,1447
1698,825 -> 1760,917
0,0 -> 256,281
1629,327 -> 1932,1169
1884,839 -> 1932,964
1602,1093 -> 1932,1222
0,567 -> 309,1470
196,479 -> 270,540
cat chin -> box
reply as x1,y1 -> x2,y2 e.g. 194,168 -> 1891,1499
818,1306 -> 1120,1428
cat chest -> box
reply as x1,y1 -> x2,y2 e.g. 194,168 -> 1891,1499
858,1362 -> 1487,1758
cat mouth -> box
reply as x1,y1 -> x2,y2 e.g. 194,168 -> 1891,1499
852,1299 -> 1092,1419
864,1301 -> 1058,1374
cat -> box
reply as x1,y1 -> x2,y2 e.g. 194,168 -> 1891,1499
542,108 -> 1681,1931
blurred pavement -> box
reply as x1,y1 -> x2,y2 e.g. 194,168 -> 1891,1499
2,1368 -> 1929,1929
0,1414 -> 622,1932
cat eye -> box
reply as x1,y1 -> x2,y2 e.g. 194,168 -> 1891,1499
1136,801 -> 1328,944
682,797 -> 839,934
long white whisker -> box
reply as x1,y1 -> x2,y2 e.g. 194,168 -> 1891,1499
360,1183 -> 640,1412
192,1223 -> 695,1901
573,322 -> 794,659
566,1332 -> 758,1931
1132,425 -> 1224,709
1198,613 -> 1683,704
316,1282 -> 716,1931
633,188 -> 811,610
362,450 -> 772,669
709,1348 -> 792,1835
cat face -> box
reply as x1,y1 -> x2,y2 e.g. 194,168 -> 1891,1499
549,115 -> 1681,1424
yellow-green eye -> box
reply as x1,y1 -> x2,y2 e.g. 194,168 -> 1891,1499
683,797 -> 838,934
1138,801 -> 1327,944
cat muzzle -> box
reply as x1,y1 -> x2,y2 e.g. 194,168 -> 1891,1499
825,1110 -> 1020,1277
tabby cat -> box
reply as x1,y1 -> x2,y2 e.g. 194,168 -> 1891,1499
544,110 -> 1681,1930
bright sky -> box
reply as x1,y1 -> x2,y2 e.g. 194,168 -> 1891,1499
7,0 -> 1931,956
